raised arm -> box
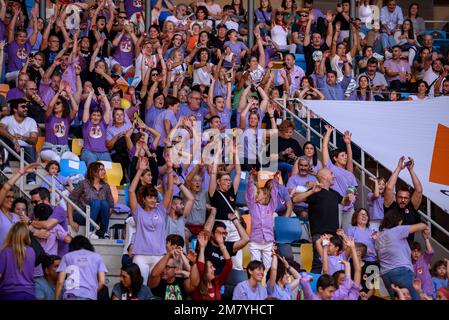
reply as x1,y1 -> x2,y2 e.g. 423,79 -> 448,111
269,249 -> 278,289
129,157 -> 148,213
238,85 -> 251,113
255,33 -> 265,68
229,213 -> 249,252
343,130 -> 353,173
40,15 -> 56,51
82,88 -> 95,123
369,176 -> 380,201
384,156 -> 406,208
322,124 -> 333,165
8,6 -> 20,43
406,158 -> 423,210
97,87 -> 111,125
163,159 -> 175,209
330,22 -> 340,58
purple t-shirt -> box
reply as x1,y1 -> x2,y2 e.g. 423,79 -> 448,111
322,252 -> 346,275
367,193 -> 384,221
83,119 -> 108,152
145,105 -> 165,129
124,0 -> 143,17
45,115 -> 70,146
213,80 -> 227,100
217,108 -> 231,129
275,184 -> 292,213
154,109 -> 178,147
177,103 -> 209,124
413,251 -> 434,297
267,282 -> 292,300
0,212 -> 19,249
224,40 -> 248,65
345,226 -> 377,262
236,108 -> 264,130
375,225 -> 413,275
6,87 -> 25,101
232,280 -> 268,300
57,249 -> 108,300
7,40 -> 31,73
0,247 -> 35,295
132,203 -> 167,256
112,34 -> 135,68
61,63 -> 77,94
287,173 -> 317,208
325,161 -> 357,211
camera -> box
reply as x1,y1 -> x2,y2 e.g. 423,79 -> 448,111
403,157 -> 412,166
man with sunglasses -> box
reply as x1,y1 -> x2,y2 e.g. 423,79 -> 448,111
0,98 -> 38,180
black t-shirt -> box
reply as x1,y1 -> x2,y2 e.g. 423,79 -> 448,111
278,136 -> 303,164
26,100 -> 46,124
43,48 -> 59,69
26,66 -> 42,87
209,186 -> 237,220
204,241 -> 236,275
210,36 -> 226,64
151,277 -> 186,300
304,43 -> 329,75
89,71 -> 112,95
333,13 -> 350,31
384,201 -> 421,243
306,188 -> 342,235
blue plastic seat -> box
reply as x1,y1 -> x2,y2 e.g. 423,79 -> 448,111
59,159 -> 87,177
230,171 -> 248,208
274,216 -> 302,244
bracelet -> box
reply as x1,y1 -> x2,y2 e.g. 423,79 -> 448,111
231,218 -> 238,223
177,183 -> 183,188
18,169 -> 26,176
28,220 -> 33,226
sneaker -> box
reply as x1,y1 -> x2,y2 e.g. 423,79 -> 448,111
103,233 -> 110,239
89,232 -> 99,240
2,166 -> 12,174
27,181 -> 37,185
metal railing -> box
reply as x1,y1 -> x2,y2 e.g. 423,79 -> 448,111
0,139 -> 99,235
273,97 -> 449,245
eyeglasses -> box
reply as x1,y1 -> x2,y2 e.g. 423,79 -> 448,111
165,265 -> 177,269
56,100 -> 62,105
151,72 -> 159,76
119,16 -> 127,19
215,230 -> 228,236
191,97 -> 201,100
31,200 -> 41,206
19,104 -> 29,109
27,87 -> 37,91
300,14 -> 309,17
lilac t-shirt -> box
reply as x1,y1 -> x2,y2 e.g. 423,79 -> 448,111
218,108 -> 231,129
112,34 -> 135,67
82,119 -> 108,152
0,212 -> 20,248
50,205 -> 69,257
177,103 -> 209,124
57,249 -> 108,300
6,87 -> 25,101
37,224 -> 68,256
154,109 -> 178,148
413,252 -> 434,297
132,203 -> 167,256
267,282 -> 292,300
345,226 -> 377,262
7,40 -> 31,73
232,280 -> 268,300
45,115 -> 70,146
287,174 -> 317,208
326,161 -> 357,211
367,193 -> 384,221
375,225 -> 413,275
0,247 -> 35,295
145,105 -> 165,129
224,40 -> 248,65
61,63 -> 77,94
322,252 -> 346,275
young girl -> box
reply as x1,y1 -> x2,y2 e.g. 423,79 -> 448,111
233,260 -> 267,300
367,176 -> 385,231
432,260 -> 448,299
246,169 -> 279,270
267,249 -> 301,300
41,161 -> 74,211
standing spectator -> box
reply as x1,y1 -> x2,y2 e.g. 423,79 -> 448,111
367,177 -> 386,231
344,209 -> 377,263
411,228 -> 434,297
406,3 -> 425,37
384,156 -> 422,243
374,210 -> 429,300
0,222 -> 35,300
55,235 -> 108,300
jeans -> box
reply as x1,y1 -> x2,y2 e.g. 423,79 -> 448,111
73,200 -> 111,237
381,266 -> 420,300
0,136 -> 36,182
381,33 -> 397,51
80,149 -> 111,165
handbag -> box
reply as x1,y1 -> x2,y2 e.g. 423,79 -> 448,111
217,190 -> 241,220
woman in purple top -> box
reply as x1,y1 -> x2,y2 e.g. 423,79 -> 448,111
322,125 -> 357,230
267,251 -> 300,300
367,177 -> 386,231
111,23 -> 138,72
41,88 -> 80,162
255,0 -> 273,31
80,87 -> 112,165
129,156 -> 174,285
233,260 -> 267,300
344,208 -> 378,262
302,141 -> 323,174
374,210 -> 429,300
0,222 -> 36,300
142,74 -> 166,129
55,235 -> 108,300
349,75 -> 374,101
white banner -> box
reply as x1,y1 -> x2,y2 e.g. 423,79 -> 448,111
302,97 -> 449,213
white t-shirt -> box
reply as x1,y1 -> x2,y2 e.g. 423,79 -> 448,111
423,67 -> 440,97
166,15 -> 188,28
271,25 -> 288,47
215,19 -> 239,31
193,62 -> 214,86
249,64 -> 265,84
330,53 -> 354,82
0,115 -> 38,147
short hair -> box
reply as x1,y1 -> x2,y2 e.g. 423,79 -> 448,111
380,209 -> 403,231
212,221 -> 227,233
330,235 -> 343,252
137,186 -> 159,207
246,260 -> 265,278
30,187 -> 51,201
355,242 -> 367,258
165,95 -> 180,108
392,45 -> 402,51
351,208 -> 370,227
367,57 -> 378,65
411,241 -> 422,251
12,197 -> 29,214
279,120 -> 295,132
9,98 -> 29,111
166,234 -> 185,248
317,274 -> 336,291
327,70 -> 338,77
34,203 -> 53,221
331,149 -> 346,163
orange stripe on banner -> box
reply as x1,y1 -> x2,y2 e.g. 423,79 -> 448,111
430,124 -> 449,186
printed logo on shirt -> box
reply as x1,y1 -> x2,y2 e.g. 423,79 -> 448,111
54,121 -> 66,138
417,267 -> 423,275
120,38 -> 132,53
89,125 -> 103,139
165,284 -> 183,300
133,0 -> 142,7
17,47 -> 28,60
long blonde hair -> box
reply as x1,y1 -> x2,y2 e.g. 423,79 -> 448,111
2,222 -> 31,272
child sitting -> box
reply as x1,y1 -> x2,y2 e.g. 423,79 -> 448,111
266,247 -> 301,300
41,160 -> 74,211
246,169 -> 279,270
431,260 -> 448,299
315,234 -> 347,275
411,227 -> 434,297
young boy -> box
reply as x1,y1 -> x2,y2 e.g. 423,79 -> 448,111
316,234 -> 346,275
411,228 -> 434,297
351,242 -> 380,300
299,273 -> 336,300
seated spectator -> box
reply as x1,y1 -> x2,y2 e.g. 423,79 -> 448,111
111,263 -> 154,300
394,19 -> 419,65
358,57 -> 388,101
316,52 -> 353,100
431,260 -> 448,299
405,3 -> 425,37
380,0 -> 403,56
344,209 -> 377,263
35,255 -> 61,300
408,80 -> 429,100
267,248 -> 301,300
276,120 -> 303,182
232,260 -> 267,300
384,45 -> 412,92
299,272 -> 336,300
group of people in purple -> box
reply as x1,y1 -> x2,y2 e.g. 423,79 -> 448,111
0,0 -> 448,301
